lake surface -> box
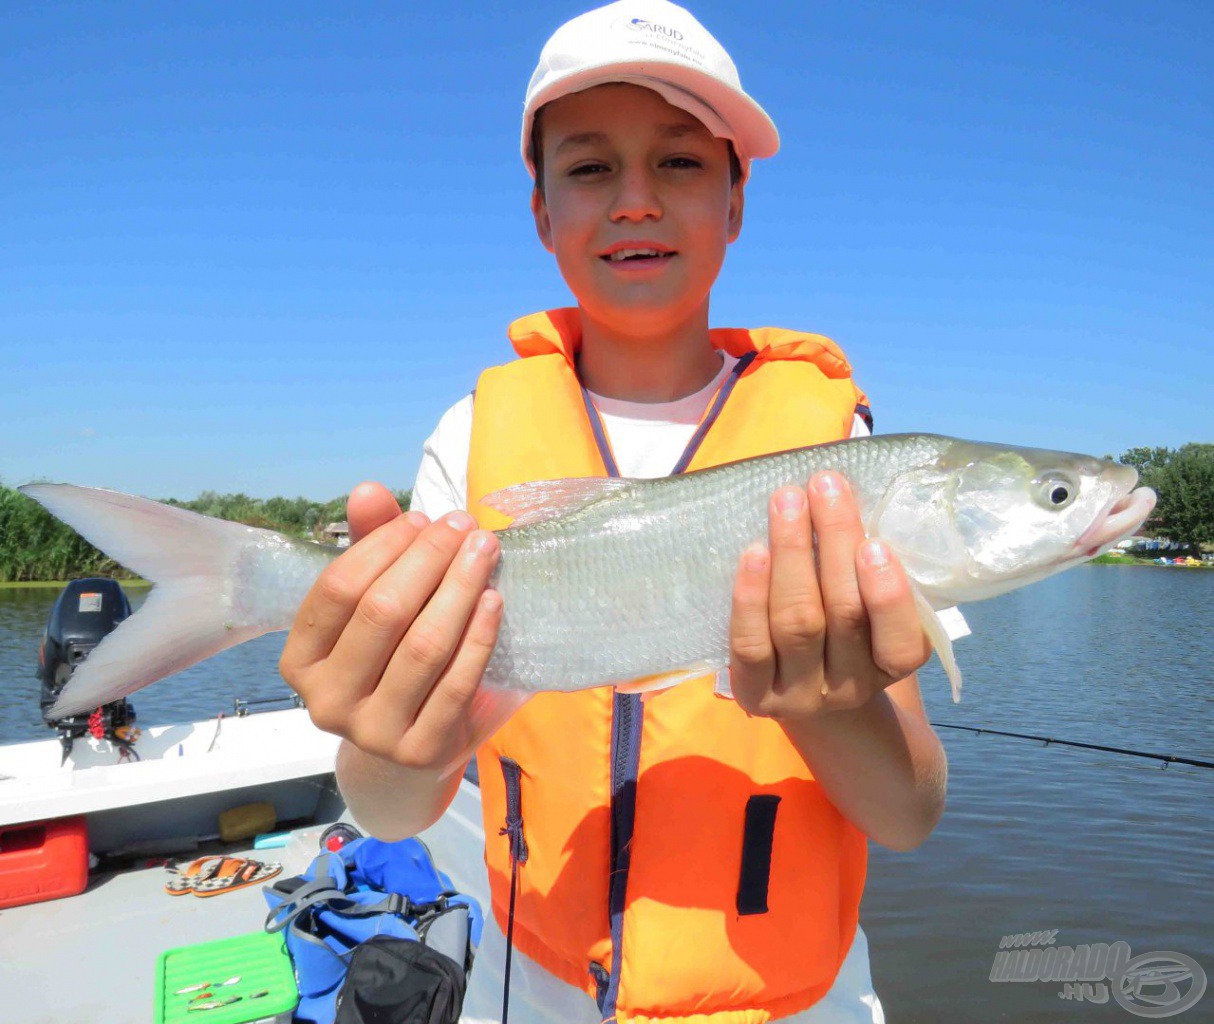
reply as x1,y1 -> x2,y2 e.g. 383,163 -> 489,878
2,566 -> 1211,1021
0,585 -> 293,737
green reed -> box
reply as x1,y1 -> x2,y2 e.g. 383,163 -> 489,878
0,485 -> 125,582
0,483 -> 411,583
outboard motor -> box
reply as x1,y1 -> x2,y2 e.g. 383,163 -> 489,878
37,578 -> 138,762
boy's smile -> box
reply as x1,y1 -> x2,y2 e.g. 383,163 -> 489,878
599,240 -> 677,269
532,83 -> 743,343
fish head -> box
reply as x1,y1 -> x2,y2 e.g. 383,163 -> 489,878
871,440 -> 1156,604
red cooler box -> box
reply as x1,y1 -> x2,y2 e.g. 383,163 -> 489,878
0,815 -> 89,909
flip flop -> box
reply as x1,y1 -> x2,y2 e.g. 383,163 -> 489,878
164,856 -> 227,896
192,857 -> 282,898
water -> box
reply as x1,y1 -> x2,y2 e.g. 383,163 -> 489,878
865,565 -> 1214,1021
0,585 -> 293,737
2,566 -> 1212,1021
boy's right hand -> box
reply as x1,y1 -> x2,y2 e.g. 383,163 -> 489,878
280,482 -> 502,771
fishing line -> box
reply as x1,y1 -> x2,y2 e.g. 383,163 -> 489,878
930,722 -> 1214,770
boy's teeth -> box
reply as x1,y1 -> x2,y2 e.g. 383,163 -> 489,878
607,248 -> 664,261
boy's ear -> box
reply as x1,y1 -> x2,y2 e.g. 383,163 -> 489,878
531,186 -> 555,253
727,179 -> 745,244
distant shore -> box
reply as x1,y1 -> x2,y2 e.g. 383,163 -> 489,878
1090,553 -> 1211,568
0,578 -> 152,590
4,558 -> 1210,592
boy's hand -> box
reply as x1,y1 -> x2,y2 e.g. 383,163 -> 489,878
280,482 -> 502,771
729,471 -> 932,722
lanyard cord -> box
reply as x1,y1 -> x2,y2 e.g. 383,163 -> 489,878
501,853 -> 519,1024
498,756 -> 527,1024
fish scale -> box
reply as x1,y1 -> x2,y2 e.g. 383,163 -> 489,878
484,435 -> 955,692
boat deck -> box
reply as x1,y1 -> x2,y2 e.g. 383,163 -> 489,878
1,778 -> 490,1024
1,829 -> 306,1024
0,708 -> 491,1024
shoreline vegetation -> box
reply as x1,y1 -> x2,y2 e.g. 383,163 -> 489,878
0,578 -> 153,590
4,552 -> 1210,589
1089,551 -> 1212,568
0,483 -> 410,584
4,554 -> 1208,590
5,441 -> 1211,583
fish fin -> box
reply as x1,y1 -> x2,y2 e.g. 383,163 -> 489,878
614,661 -> 721,699
911,587 -> 964,703
712,666 -> 735,700
481,477 -> 632,529
18,484 -> 286,717
437,688 -> 532,779
934,605 -> 972,641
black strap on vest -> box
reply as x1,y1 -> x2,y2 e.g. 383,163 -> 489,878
736,794 -> 781,916
498,756 -> 527,1024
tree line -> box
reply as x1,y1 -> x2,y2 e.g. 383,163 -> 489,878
3,444 -> 1210,582
1116,444 -> 1213,550
0,484 -> 410,583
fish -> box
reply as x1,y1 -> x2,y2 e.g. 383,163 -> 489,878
20,433 -> 1154,757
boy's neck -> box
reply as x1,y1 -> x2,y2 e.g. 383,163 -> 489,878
576,306 -> 723,403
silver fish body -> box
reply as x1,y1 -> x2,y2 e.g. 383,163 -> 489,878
20,433 -> 1152,721
484,433 -> 1143,692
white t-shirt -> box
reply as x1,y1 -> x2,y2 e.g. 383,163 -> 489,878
411,361 -> 883,1024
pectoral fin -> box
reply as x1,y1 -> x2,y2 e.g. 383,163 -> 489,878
912,588 -> 965,703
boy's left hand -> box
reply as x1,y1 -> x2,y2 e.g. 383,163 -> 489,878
729,471 -> 933,722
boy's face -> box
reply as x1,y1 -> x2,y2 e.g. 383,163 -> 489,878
531,83 -> 743,337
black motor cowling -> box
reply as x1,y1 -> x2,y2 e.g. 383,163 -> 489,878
38,579 -> 136,752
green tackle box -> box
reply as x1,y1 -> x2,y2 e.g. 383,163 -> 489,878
154,930 -> 297,1024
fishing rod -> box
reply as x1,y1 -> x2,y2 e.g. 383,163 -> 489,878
930,722 -> 1214,770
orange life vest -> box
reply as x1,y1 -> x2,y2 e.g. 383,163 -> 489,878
469,308 -> 872,1024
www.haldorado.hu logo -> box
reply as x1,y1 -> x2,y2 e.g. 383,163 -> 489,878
990,930 -> 1206,1017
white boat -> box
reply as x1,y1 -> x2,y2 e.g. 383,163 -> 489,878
0,704 -> 493,1024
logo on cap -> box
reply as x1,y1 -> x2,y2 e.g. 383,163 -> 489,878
626,17 -> 684,40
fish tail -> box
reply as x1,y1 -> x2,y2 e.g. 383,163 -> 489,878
19,484 -> 282,718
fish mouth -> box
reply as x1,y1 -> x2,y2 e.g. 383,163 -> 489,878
1073,486 -> 1157,557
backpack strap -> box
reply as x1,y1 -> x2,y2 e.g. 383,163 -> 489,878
414,893 -> 474,972
264,852 -> 416,976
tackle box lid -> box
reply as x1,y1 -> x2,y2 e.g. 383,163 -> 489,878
154,930 -> 297,1024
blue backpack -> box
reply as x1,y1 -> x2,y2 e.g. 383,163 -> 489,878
264,836 -> 483,1024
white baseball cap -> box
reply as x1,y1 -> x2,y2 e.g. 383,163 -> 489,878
522,0 -> 779,180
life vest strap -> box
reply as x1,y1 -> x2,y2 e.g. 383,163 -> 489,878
670,350 -> 756,475
736,794 -> 781,916
498,757 -> 528,864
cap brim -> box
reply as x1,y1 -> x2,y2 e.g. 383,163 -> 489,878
522,58 -> 779,175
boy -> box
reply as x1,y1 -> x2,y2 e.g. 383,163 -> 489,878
280,2 -> 947,1021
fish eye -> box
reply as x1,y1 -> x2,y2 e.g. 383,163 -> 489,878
1033,472 -> 1078,510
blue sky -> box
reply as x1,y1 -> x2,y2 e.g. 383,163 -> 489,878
2,1 -> 1210,500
